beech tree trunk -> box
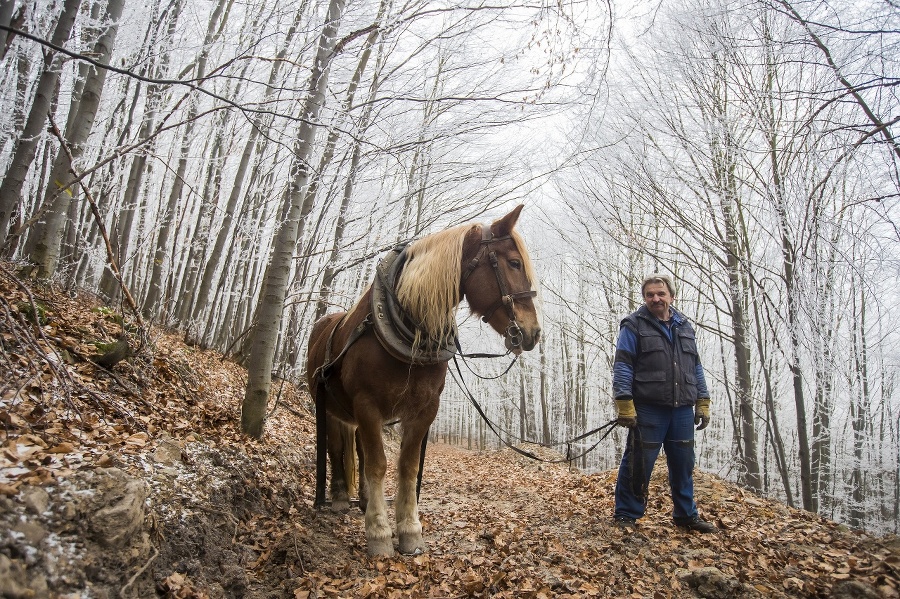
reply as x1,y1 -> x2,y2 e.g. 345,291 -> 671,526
0,0 -> 81,246
29,0 -> 124,278
142,0 -> 231,317
241,0 -> 348,438
98,0 -> 184,300
191,0 -> 311,327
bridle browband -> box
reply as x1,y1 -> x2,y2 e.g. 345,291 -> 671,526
461,224 -> 537,349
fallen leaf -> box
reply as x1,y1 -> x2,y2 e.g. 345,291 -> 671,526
0,483 -> 20,496
46,442 -> 75,454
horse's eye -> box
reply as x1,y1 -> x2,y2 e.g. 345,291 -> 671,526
509,259 -> 522,270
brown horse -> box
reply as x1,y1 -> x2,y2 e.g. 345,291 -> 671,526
305,205 -> 541,557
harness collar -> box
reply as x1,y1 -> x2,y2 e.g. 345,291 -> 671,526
371,245 -> 456,365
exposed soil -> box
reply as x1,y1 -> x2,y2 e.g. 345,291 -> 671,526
1,266 -> 899,598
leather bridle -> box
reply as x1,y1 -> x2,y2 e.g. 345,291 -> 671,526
461,224 -> 537,349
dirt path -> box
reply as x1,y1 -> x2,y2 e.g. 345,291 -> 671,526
274,441 -> 899,599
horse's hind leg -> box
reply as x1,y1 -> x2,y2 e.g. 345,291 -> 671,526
356,410 -> 394,557
326,416 -> 352,511
355,427 -> 367,513
395,421 -> 429,555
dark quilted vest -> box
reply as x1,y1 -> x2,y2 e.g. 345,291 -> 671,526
622,307 -> 700,407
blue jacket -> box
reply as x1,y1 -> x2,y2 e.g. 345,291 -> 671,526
613,305 -> 709,407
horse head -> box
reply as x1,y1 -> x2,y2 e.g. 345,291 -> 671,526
462,204 -> 541,354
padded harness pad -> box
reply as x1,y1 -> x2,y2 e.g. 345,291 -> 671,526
371,245 -> 455,365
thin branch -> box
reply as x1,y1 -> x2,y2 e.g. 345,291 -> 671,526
47,116 -> 144,329
774,0 -> 900,162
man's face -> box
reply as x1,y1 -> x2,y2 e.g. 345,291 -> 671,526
643,282 -> 673,320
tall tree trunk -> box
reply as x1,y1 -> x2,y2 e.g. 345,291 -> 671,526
848,280 -> 870,528
12,43 -> 30,134
761,40 -> 813,509
280,20 -> 386,367
0,0 -> 81,246
719,137 -> 761,492
0,0 -> 16,60
751,284 -> 795,507
191,0 -> 311,323
202,135 -> 275,348
519,367 -> 527,442
174,118 -> 225,323
99,0 -> 183,300
311,29 -> 385,324
810,234 -> 840,515
780,211 -> 812,511
398,56 -> 445,238
241,0 -> 348,438
142,0 -> 232,317
30,0 -> 124,278
539,342 -> 550,446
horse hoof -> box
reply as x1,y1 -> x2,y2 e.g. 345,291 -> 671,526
367,540 -> 395,557
331,499 -> 350,512
399,535 -> 426,555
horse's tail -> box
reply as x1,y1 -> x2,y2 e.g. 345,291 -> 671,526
340,421 -> 358,497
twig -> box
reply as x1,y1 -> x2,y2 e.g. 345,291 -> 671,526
46,116 -> 145,330
103,367 -> 139,397
265,370 -> 288,418
195,505 -> 240,544
221,321 -> 255,360
119,545 -> 158,598
292,533 -> 307,574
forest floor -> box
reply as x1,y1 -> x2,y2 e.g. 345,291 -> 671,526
1,264 -> 899,599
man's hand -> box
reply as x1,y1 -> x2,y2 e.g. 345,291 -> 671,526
695,398 -> 711,431
615,398 -> 637,428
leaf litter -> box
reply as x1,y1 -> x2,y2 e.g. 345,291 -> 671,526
0,265 -> 898,598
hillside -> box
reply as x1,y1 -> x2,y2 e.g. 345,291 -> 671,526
0,264 -> 898,599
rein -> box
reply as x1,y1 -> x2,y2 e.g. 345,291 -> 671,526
449,355 -> 618,464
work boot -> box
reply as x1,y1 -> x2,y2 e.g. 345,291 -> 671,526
674,516 -> 716,533
613,516 -> 636,529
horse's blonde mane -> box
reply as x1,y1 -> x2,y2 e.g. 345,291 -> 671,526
396,224 -> 472,347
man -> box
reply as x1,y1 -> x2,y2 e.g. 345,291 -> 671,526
611,274 -> 716,533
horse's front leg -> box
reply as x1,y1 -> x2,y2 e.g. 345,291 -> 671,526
396,421 -> 429,555
356,413 -> 393,557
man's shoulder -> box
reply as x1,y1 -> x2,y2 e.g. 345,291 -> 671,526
671,309 -> 699,331
620,308 -> 644,330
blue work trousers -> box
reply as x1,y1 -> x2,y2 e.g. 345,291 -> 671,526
613,403 -> 698,522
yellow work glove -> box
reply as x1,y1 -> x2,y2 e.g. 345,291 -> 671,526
615,398 -> 637,428
695,398 -> 711,431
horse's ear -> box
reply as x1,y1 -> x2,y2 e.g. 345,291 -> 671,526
491,204 -> 524,237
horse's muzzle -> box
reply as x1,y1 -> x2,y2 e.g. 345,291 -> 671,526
505,325 -> 540,354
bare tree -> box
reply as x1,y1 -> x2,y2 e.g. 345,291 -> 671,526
0,0 -> 81,246
241,0 -> 349,438
141,0 -> 233,317
29,0 -> 124,279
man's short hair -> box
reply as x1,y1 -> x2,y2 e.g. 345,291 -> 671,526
641,273 -> 676,297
